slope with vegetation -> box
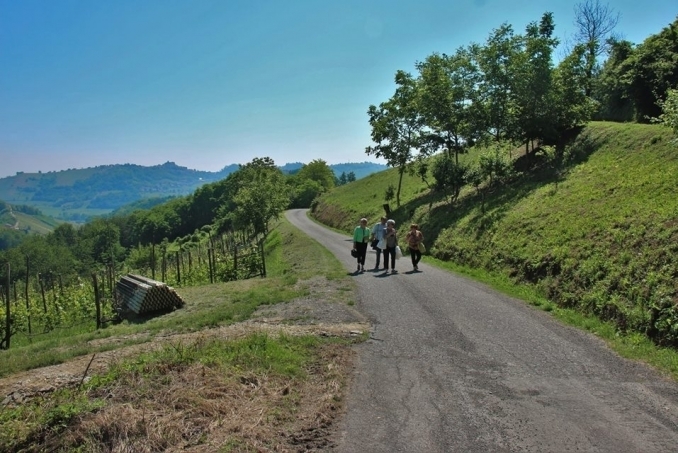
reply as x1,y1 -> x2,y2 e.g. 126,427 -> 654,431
313,121 -> 678,346
0,218 -> 366,451
312,5 -> 678,347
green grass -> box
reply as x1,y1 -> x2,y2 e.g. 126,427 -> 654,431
0,217 -> 354,378
0,216 -> 359,451
313,120 -> 678,379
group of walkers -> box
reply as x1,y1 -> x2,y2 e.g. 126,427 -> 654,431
352,216 -> 424,274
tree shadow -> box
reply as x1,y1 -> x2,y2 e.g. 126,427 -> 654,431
382,128 -> 606,256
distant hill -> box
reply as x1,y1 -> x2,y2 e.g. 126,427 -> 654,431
0,161 -> 386,222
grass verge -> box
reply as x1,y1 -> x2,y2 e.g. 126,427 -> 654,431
0,216 -> 362,451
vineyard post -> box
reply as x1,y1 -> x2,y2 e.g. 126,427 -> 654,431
179,249 -> 184,280
50,272 -> 59,313
107,263 -> 113,299
38,273 -> 47,313
92,273 -> 101,329
208,248 -> 213,284
188,249 -> 192,273
175,251 -> 181,285
259,238 -> 266,277
110,245 -> 116,292
161,251 -> 166,282
109,264 -> 118,307
4,263 -> 11,349
25,256 -> 31,335
58,273 -> 63,295
234,243 -> 238,273
151,242 -> 156,280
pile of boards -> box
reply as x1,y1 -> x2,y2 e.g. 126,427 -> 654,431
115,274 -> 184,314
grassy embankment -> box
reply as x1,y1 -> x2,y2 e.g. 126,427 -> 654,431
313,121 -> 678,378
0,218 -> 360,451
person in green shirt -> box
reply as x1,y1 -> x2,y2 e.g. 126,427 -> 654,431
352,218 -> 371,272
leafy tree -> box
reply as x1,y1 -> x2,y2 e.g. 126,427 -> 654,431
550,44 -> 598,148
473,24 -> 521,142
511,12 -> 560,151
49,223 -> 78,248
346,171 -> 356,183
478,145 -> 514,187
0,230 -> 26,251
366,70 -> 423,207
571,0 -> 620,96
288,179 -> 323,209
431,154 -> 468,204
624,17 -> 678,120
77,219 -> 125,267
593,39 -> 636,121
296,159 -> 335,192
595,17 -> 678,121
416,49 -> 484,164
658,88 -> 678,137
218,158 -> 290,238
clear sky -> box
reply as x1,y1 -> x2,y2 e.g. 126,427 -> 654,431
0,0 -> 675,178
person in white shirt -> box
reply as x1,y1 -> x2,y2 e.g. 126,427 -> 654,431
370,216 -> 387,270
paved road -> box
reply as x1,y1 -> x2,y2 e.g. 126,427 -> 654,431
286,209 -> 678,453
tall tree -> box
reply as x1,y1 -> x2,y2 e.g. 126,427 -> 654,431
592,38 -> 635,121
218,158 -> 290,238
296,159 -> 336,192
416,48 -> 484,164
511,12 -> 560,151
624,17 -> 678,120
572,0 -> 619,96
366,70 -> 423,207
473,24 -> 521,143
550,44 -> 598,148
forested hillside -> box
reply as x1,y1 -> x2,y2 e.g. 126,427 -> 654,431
313,121 -> 678,345
0,161 -> 386,223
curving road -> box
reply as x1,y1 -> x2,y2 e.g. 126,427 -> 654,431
285,209 -> 678,453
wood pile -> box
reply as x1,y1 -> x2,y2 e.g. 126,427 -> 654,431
115,274 -> 184,315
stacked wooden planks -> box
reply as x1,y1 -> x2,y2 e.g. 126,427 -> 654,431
116,274 -> 184,314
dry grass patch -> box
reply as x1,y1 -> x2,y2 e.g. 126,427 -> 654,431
2,333 -> 358,453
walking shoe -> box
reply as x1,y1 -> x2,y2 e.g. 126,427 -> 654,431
357,264 -> 360,271
414,265 -> 418,271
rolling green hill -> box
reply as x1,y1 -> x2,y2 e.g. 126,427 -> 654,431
1,200 -> 61,234
312,121 -> 678,346
0,161 -> 386,223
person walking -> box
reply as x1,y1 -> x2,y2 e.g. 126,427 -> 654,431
353,218 -> 371,272
370,216 -> 387,270
383,219 -> 399,273
405,223 -> 424,271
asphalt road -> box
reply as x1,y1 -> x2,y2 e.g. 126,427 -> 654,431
285,209 -> 678,453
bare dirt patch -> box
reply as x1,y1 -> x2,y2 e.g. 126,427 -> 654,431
0,276 -> 371,452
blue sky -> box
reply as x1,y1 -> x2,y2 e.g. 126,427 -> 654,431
0,0 -> 675,178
